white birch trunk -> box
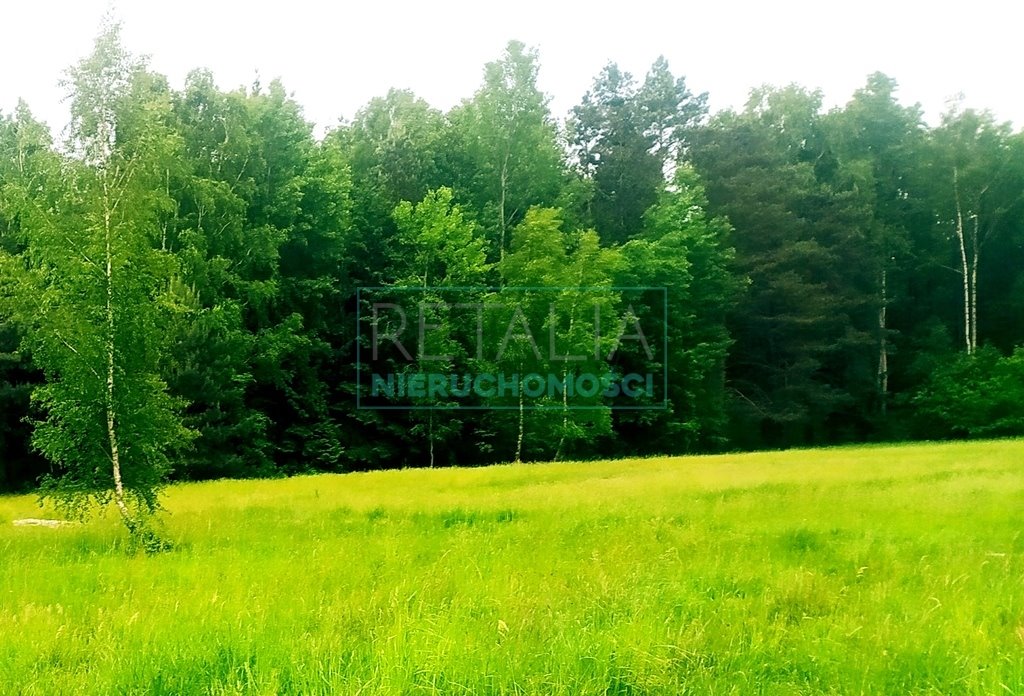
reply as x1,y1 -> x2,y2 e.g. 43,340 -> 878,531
952,168 -> 973,355
103,176 -> 133,531
555,292 -> 580,461
970,215 -> 979,353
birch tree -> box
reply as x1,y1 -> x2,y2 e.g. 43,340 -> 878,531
449,41 -> 563,261
932,106 -> 1023,354
497,208 -> 620,462
390,187 -> 489,466
14,23 -> 192,539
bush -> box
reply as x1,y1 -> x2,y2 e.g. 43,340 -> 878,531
912,346 -> 1024,438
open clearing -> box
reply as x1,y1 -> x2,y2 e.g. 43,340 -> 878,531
2,440 -> 1023,694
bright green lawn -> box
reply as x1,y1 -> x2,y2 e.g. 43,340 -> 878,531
2,440 -> 1023,695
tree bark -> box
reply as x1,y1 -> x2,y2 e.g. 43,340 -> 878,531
952,168 -> 973,355
970,214 -> 979,353
555,292 -> 580,461
877,267 -> 888,417
514,384 -> 524,464
103,177 -> 133,532
499,152 -> 509,262
428,410 -> 435,468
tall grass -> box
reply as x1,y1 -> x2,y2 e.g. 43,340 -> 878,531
1,439 -> 1023,694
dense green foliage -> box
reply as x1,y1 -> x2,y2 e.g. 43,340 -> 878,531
2,24 -> 1023,492
2,440 -> 1023,693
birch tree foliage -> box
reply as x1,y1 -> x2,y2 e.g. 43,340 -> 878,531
496,208 -> 621,462
390,187 -> 489,465
929,106 -> 1024,355
18,22 -> 193,532
449,41 -> 563,261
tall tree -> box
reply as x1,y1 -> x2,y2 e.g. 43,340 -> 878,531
389,187 -> 489,466
9,23 -> 192,535
167,72 -> 356,475
0,103 -> 54,491
568,59 -> 707,245
637,56 -> 708,172
161,70 -> 274,478
827,73 -> 929,418
338,88 -> 448,273
448,41 -> 563,260
927,105 -> 1024,355
617,165 -> 737,452
691,86 -> 876,447
496,208 -> 621,462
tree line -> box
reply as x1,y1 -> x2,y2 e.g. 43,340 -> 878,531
2,24 -> 1023,497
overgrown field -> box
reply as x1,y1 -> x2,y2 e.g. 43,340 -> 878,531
2,440 -> 1023,695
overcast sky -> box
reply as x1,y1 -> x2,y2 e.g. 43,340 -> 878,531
3,1 -> 1022,137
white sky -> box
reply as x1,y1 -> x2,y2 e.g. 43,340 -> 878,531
2,1 -> 1022,137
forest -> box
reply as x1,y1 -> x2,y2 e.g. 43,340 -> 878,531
2,24 -> 1023,495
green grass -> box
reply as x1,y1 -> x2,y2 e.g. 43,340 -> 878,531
2,439 -> 1024,695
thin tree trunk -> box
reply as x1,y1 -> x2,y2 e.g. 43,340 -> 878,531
428,410 -> 435,468
514,385 -> 524,464
499,152 -> 509,262
420,283 -> 435,467
160,168 -> 171,252
554,363 -> 571,461
970,215 -> 979,353
877,267 -> 888,417
953,168 -> 973,354
555,294 -> 580,461
103,179 -> 133,532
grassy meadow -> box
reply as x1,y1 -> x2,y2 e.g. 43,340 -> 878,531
1,439 -> 1023,694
